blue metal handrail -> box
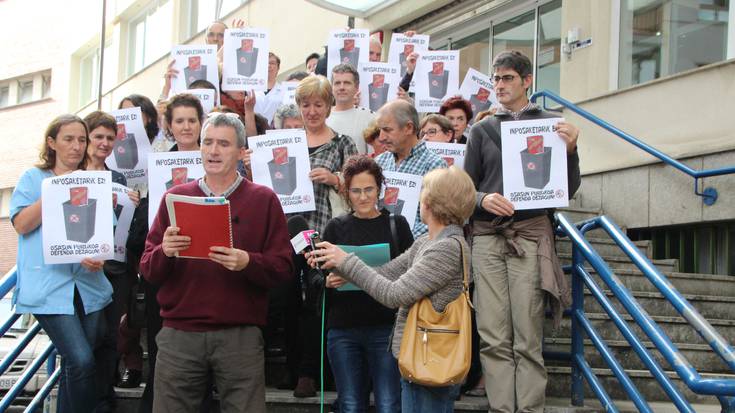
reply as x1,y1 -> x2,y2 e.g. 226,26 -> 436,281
530,90 -> 735,205
0,267 -> 59,412
556,212 -> 735,412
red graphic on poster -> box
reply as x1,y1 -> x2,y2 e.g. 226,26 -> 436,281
273,147 -> 289,165
70,187 -> 89,206
188,56 -> 201,70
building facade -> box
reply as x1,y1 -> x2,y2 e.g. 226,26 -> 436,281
1,0 -> 733,275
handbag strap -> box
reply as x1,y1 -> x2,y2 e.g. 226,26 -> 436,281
389,213 -> 399,256
455,237 -> 475,310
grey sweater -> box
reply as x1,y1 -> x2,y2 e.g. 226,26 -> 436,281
336,224 -> 468,358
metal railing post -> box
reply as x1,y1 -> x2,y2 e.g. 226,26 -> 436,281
570,244 -> 585,406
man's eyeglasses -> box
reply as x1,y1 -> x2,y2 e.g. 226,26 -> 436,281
492,74 -> 517,84
348,187 -> 378,196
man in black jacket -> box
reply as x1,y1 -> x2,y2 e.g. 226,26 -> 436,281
465,50 -> 580,413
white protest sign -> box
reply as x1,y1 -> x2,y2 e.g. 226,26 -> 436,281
413,51 -> 460,113
459,68 -> 497,117
379,171 -> 422,231
147,151 -> 205,226
248,129 -> 316,214
280,81 -> 300,105
107,107 -> 153,192
42,171 -> 114,264
501,118 -> 569,210
358,62 -> 400,112
425,142 -> 466,170
327,29 -> 370,78
222,28 -> 269,91
388,33 -> 430,78
169,45 -> 219,96
179,89 -> 216,114
112,183 -> 135,262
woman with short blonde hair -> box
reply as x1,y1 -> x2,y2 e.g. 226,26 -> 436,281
420,166 -> 476,225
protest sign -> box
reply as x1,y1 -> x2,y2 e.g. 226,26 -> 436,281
501,118 -> 569,210
42,171 -> 114,264
222,28 -> 269,91
178,88 -> 216,114
413,51 -> 460,112
424,142 -> 466,169
147,151 -> 205,226
358,62 -> 400,112
387,33 -> 430,78
111,183 -> 135,262
280,81 -> 300,105
107,107 -> 153,191
248,129 -> 316,214
327,29 -> 370,78
378,171 -> 422,231
459,68 -> 497,117
169,45 -> 219,96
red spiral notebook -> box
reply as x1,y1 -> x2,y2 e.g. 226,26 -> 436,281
165,194 -> 233,259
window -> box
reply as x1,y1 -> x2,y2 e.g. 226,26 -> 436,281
0,87 -> 8,108
0,188 -> 12,218
79,49 -> 99,105
619,0 -> 730,88
128,0 -> 173,75
432,0 -> 563,96
42,74 -> 51,99
18,80 -> 33,104
0,70 -> 52,109
184,0 -> 247,40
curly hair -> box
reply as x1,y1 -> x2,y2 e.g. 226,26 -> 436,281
340,155 -> 385,207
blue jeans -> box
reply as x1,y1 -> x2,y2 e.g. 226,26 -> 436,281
401,379 -> 460,413
327,326 -> 401,413
35,290 -> 106,413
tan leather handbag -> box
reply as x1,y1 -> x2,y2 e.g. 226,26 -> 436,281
398,238 -> 473,387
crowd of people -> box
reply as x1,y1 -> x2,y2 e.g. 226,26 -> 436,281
9,18 -> 580,413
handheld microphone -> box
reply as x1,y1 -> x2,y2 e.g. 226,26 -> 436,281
287,215 -> 310,238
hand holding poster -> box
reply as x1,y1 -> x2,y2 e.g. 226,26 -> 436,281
112,183 -> 135,262
178,89 -> 216,114
378,171 -> 422,231
459,68 -> 497,117
42,171 -> 114,264
169,45 -> 219,96
327,29 -> 370,77
387,33 -> 430,78
413,51 -> 460,112
501,118 -> 569,210
107,107 -> 153,191
424,142 -> 466,169
222,28 -> 269,91
358,62 -> 400,112
147,151 -> 205,226
248,129 -> 316,214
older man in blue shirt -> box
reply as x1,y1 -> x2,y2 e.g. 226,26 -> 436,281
374,100 -> 446,237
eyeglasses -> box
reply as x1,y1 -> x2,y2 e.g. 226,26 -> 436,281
421,128 -> 440,138
492,74 -> 518,84
348,187 -> 378,196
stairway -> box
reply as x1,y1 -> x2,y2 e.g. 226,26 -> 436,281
544,206 -> 735,409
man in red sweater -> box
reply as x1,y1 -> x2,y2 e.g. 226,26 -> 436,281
140,112 -> 293,413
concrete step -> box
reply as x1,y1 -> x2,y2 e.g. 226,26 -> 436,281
111,386 -> 725,412
582,289 -> 735,320
546,365 -> 733,405
544,312 -> 735,347
544,338 -> 733,374
585,269 -> 735,297
555,237 -> 652,259
558,253 -> 679,273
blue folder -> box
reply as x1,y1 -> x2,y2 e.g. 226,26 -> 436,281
336,243 -> 391,291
